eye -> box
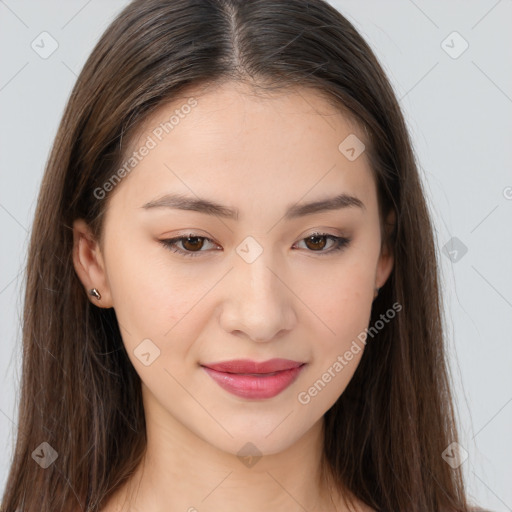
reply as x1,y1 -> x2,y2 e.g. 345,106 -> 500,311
293,232 -> 351,255
160,234 -> 220,257
160,232 -> 351,258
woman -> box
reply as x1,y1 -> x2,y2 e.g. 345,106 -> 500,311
1,0 -> 491,511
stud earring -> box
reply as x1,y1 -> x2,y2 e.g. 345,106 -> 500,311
89,288 -> 101,300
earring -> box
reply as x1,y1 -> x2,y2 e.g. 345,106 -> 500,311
374,286 -> 380,299
89,288 -> 101,300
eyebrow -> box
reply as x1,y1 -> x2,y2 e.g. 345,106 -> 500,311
141,192 -> 365,221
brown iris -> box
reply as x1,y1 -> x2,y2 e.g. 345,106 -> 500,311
181,236 -> 205,251
303,235 -> 327,251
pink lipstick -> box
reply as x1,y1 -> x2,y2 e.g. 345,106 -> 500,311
201,358 -> 306,399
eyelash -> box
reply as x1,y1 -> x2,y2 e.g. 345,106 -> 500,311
160,232 -> 351,258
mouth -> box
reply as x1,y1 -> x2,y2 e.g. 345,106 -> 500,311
200,359 -> 307,400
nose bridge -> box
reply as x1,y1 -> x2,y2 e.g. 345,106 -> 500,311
242,253 -> 278,299
235,234 -> 280,293
220,238 -> 295,341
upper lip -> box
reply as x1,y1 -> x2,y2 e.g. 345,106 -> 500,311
201,358 -> 304,374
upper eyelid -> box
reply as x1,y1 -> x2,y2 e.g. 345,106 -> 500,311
163,226 -> 347,240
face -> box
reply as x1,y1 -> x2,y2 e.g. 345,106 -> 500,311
75,80 -> 393,457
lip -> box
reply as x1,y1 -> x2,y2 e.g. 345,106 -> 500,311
201,358 -> 306,399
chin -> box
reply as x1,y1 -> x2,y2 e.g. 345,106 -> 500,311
201,421 -> 312,460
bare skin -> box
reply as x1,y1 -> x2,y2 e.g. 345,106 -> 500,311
73,80 -> 393,512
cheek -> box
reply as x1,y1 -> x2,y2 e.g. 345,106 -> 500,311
104,235 -> 208,357
297,253 -> 374,405
300,255 -> 374,344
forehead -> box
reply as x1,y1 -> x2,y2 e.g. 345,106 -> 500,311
108,81 -> 376,217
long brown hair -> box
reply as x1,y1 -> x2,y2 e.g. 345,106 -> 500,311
2,1 -> 476,510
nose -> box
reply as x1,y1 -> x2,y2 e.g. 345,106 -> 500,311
218,246 -> 296,342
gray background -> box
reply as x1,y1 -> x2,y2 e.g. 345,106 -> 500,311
1,1 -> 511,510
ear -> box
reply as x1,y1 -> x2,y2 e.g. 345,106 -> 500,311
72,219 -> 113,308
374,208 -> 396,291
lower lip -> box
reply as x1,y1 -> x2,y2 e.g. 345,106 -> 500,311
201,364 -> 306,399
